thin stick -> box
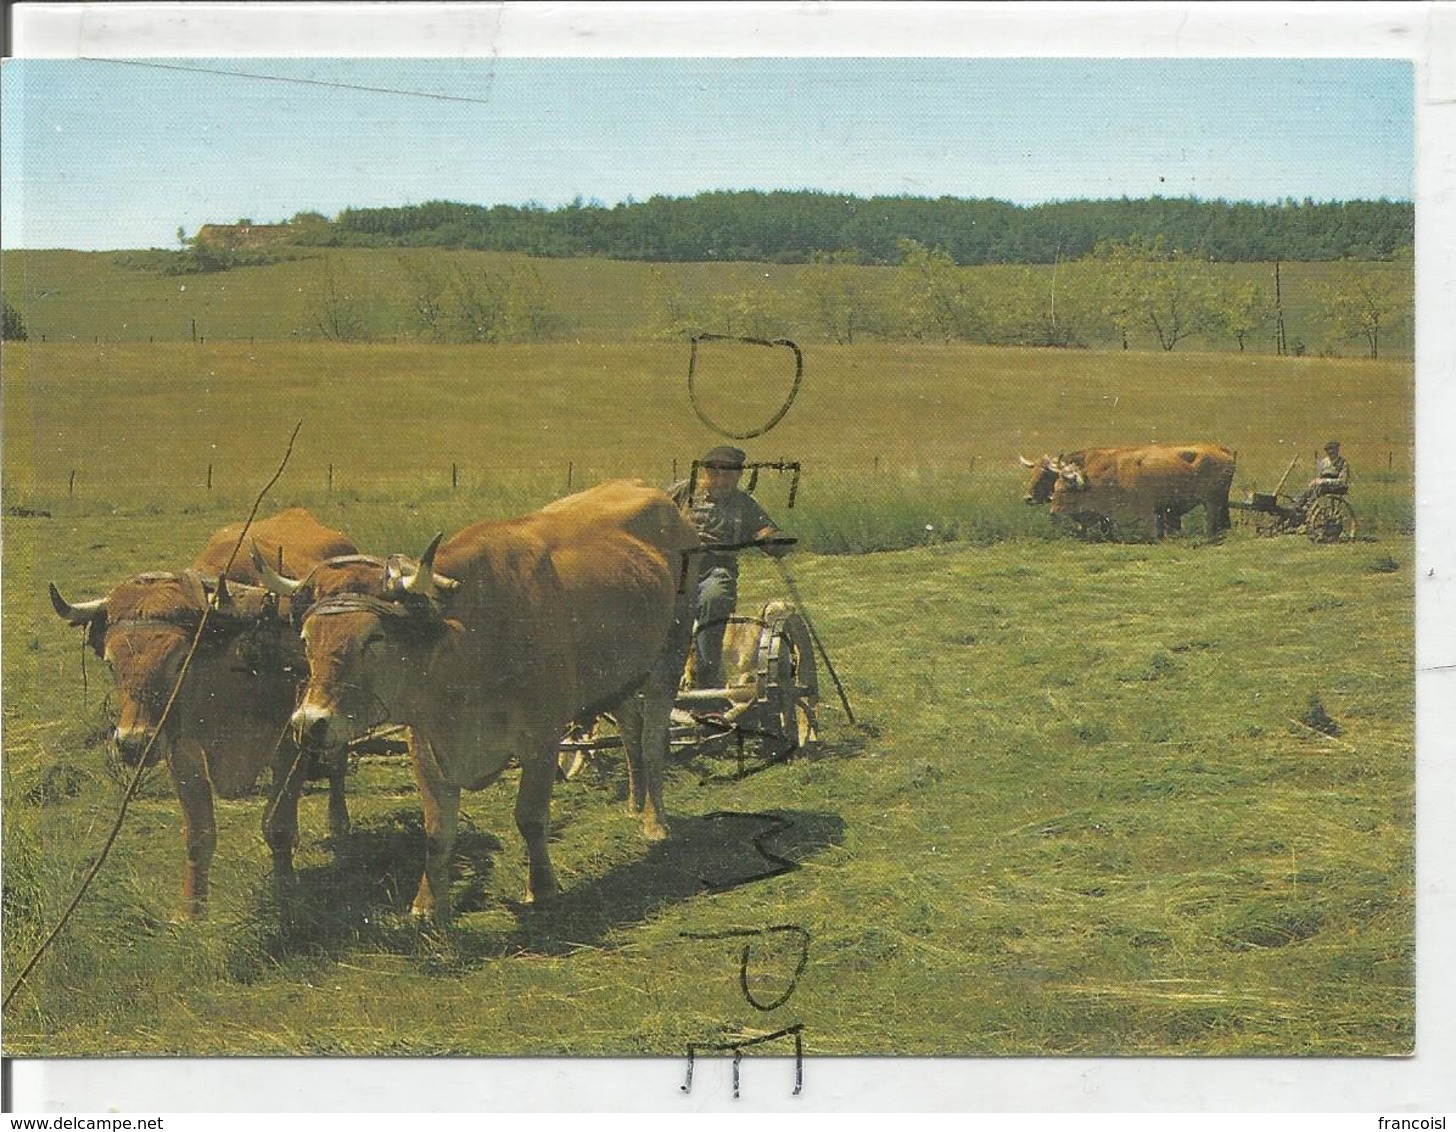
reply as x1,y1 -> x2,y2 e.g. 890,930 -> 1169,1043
1272,455 -> 1299,497
770,557 -> 855,726
4,421 -> 304,1012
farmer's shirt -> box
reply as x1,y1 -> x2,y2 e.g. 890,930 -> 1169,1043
1316,453 -> 1350,486
669,481 -> 777,578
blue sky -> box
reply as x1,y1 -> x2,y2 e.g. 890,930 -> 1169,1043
1,57 -> 1414,250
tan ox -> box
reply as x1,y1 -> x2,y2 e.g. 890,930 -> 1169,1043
48,508 -> 356,918
1021,449 -> 1115,506
1022,443 -> 1236,539
273,481 -> 699,922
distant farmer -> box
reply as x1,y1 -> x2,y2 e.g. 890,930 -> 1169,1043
1293,440 -> 1350,512
671,445 -> 792,690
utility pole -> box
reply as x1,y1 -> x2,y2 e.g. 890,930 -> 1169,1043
1274,260 -> 1287,356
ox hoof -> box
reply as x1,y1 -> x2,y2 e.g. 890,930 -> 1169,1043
642,819 -> 671,843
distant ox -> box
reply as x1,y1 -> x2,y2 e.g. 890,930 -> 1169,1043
48,508 -> 356,918
1020,443 -> 1236,539
266,481 -> 699,922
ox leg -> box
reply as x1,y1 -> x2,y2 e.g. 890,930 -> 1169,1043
167,741 -> 216,920
264,740 -> 310,896
409,735 -> 461,922
617,694 -> 649,816
623,675 -> 674,841
1209,493 -> 1232,536
616,693 -> 670,841
326,751 -> 350,840
637,682 -> 672,842
514,747 -> 561,904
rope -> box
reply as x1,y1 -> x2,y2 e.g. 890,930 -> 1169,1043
4,421 -> 303,1012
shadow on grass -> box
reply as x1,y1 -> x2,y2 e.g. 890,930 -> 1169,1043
236,806 -> 500,965
504,808 -> 845,957
676,721 -> 875,786
242,805 -> 844,969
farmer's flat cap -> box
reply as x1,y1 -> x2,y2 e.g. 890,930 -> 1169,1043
1325,439 -> 1341,451
702,445 -> 747,470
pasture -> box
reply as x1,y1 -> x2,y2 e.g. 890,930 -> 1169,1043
0,247 -> 1415,357
1,339 -> 1413,1056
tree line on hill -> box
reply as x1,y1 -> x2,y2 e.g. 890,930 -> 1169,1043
268,192 -> 1412,265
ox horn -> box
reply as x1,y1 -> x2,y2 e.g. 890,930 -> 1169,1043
49,582 -> 106,625
1018,455 -> 1037,467
399,533 -> 460,598
251,540 -> 303,595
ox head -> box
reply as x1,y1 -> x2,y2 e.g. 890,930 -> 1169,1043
1020,454 -> 1087,504
49,570 -> 283,765
282,535 -> 462,751
1019,454 -> 1058,504
1046,460 -> 1099,524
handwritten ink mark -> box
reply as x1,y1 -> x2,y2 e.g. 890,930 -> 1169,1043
697,811 -> 799,892
680,925 -> 811,1012
678,925 -> 809,1097
681,1024 -> 804,1098
687,335 -> 804,440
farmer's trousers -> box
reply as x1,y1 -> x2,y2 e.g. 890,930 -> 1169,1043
692,566 -> 737,689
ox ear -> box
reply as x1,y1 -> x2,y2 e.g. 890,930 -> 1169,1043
384,554 -> 408,592
49,582 -> 106,625
211,573 -> 232,609
252,540 -> 303,596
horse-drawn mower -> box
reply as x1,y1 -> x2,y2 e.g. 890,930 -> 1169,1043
1229,455 -> 1357,543
558,596 -> 821,780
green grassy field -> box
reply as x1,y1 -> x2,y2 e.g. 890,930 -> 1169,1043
1,339 -> 1413,1056
1,341 -> 1414,539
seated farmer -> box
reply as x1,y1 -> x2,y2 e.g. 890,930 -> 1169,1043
1293,440 -> 1350,510
670,445 -> 792,689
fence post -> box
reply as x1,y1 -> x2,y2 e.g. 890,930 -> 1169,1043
567,460 -> 573,491
206,464 -> 213,491
68,470 -> 76,499
327,464 -> 333,495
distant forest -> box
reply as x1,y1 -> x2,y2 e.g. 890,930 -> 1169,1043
274,192 -> 1414,265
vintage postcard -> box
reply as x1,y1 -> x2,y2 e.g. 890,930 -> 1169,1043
2,0 -> 1452,1115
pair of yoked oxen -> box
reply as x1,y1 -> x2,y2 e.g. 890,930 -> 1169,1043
1019,441 -> 1237,539
50,483 -> 700,922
